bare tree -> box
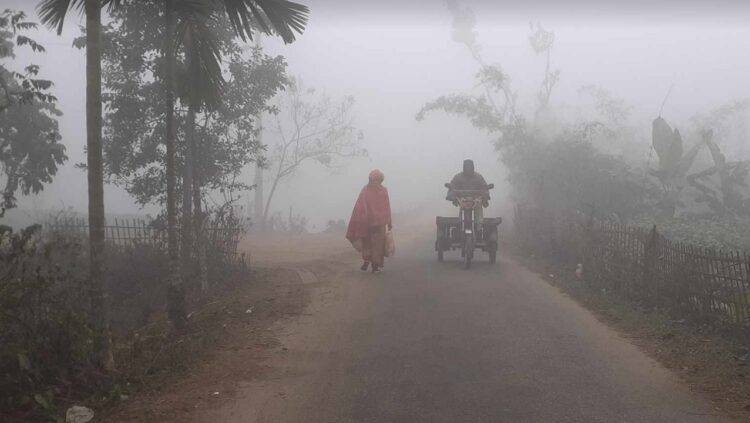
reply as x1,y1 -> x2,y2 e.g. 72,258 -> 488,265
263,78 -> 365,224
446,0 -> 517,120
419,0 -> 518,144
528,22 -> 559,117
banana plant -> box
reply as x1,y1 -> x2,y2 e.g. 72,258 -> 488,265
650,117 -> 702,217
687,129 -> 750,216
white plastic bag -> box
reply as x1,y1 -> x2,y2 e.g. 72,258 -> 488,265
66,406 -> 94,423
385,230 -> 395,257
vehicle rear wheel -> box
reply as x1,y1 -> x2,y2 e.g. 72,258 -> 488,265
463,235 -> 474,270
438,249 -> 444,262
489,249 -> 497,264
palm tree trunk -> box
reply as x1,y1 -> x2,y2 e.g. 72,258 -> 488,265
252,36 -> 265,231
184,28 -> 208,292
181,112 -> 194,280
253,163 -> 264,230
84,0 -> 112,370
164,0 -> 185,332
253,119 -> 264,231
191,127 -> 208,292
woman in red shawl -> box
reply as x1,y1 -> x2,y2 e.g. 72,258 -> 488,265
346,169 -> 392,273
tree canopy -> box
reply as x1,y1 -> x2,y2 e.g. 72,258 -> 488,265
88,4 -> 289,207
0,9 -> 66,216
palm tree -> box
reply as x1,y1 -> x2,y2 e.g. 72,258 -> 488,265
163,0 -> 185,331
163,0 -> 309,330
37,0 -> 120,369
179,12 -> 223,293
178,13 -> 224,289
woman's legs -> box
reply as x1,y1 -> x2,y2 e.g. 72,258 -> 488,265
369,226 -> 386,271
361,236 -> 372,270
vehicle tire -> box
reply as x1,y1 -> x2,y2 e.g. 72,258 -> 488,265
463,235 -> 474,270
489,249 -> 497,264
438,249 -> 444,262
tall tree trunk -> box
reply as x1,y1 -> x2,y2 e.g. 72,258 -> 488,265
252,36 -> 265,231
181,107 -> 194,280
253,163 -> 264,230
164,0 -> 185,332
191,126 -> 208,292
84,0 -> 112,371
185,30 -> 208,292
262,173 -> 281,228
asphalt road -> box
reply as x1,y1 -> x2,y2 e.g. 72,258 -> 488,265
208,238 -> 733,423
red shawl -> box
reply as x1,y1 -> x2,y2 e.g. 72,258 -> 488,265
346,183 -> 391,242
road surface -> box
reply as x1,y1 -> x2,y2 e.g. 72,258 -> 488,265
203,235 -> 733,422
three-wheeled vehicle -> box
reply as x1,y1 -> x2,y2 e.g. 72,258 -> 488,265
436,183 -> 502,269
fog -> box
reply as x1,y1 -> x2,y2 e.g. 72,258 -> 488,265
9,2 -> 750,418
4,0 -> 750,230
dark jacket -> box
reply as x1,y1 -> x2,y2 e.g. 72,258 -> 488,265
446,171 -> 490,202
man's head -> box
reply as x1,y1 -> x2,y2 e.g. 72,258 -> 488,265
463,159 -> 475,176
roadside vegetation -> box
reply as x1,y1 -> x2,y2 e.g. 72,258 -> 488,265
1,1 -> 314,420
420,3 -> 750,236
415,1 -> 750,416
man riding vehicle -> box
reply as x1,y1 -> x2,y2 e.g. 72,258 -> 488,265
446,159 -> 490,222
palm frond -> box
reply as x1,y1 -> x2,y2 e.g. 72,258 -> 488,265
36,0 -> 82,35
104,0 -> 125,12
176,7 -> 225,110
37,0 -> 123,34
224,0 -> 309,44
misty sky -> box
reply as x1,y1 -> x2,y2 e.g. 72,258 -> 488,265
3,0 -> 750,229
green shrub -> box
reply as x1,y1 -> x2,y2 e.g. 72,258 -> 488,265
508,133 -> 657,224
105,243 -> 169,331
1,215 -> 245,419
0,225 -> 92,420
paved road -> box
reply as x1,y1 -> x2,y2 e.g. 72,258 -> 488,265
208,239 -> 733,422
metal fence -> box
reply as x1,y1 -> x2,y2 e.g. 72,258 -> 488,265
514,206 -> 750,326
44,217 -> 243,263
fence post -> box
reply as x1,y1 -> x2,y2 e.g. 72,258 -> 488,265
643,225 -> 659,308
513,205 -> 522,251
581,206 -> 595,285
581,203 -> 596,284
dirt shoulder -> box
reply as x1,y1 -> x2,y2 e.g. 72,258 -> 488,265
240,232 -> 352,265
514,253 -> 750,420
103,232 -> 355,423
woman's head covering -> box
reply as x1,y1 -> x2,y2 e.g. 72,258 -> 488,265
369,169 -> 385,184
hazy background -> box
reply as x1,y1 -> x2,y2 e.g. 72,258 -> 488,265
4,0 -> 750,230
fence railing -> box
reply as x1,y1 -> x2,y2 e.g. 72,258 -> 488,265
514,206 -> 750,327
44,217 -> 243,263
